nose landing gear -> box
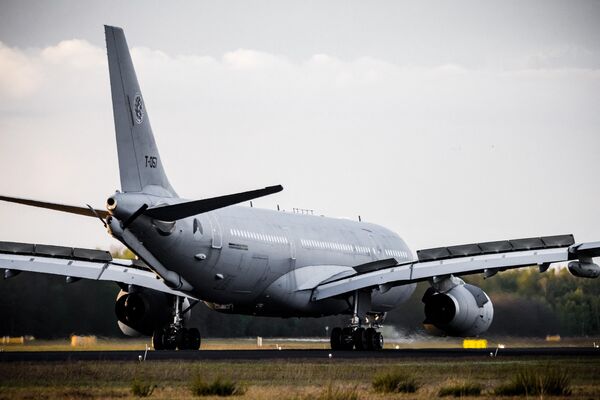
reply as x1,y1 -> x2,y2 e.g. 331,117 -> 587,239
152,296 -> 201,350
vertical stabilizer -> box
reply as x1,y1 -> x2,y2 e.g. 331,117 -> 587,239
105,25 -> 176,197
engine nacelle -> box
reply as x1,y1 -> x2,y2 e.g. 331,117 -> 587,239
115,289 -> 189,336
422,283 -> 493,337
568,261 -> 600,279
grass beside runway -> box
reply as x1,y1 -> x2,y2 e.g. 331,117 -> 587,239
0,357 -> 599,399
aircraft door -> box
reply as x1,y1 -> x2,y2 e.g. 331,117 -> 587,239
283,226 -> 296,270
193,217 -> 207,241
207,214 -> 222,249
369,234 -> 383,261
289,238 -> 296,268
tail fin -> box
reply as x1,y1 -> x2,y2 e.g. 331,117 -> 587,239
105,25 -> 176,197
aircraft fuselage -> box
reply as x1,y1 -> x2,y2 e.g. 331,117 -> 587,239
108,189 -> 416,318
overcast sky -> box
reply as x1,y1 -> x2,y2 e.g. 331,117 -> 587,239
0,0 -> 599,253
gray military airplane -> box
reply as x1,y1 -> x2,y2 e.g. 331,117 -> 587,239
1,26 -> 599,351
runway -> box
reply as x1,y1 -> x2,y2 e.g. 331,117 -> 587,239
1,347 -> 597,362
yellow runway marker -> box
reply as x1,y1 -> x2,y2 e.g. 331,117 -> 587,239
1,336 -> 25,345
463,339 -> 488,349
70,336 -> 97,347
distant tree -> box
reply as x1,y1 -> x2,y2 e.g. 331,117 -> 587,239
468,267 -> 600,336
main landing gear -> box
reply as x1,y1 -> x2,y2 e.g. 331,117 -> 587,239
330,290 -> 384,351
330,326 -> 383,351
153,296 -> 201,350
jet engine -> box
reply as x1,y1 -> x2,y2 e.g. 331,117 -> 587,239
115,288 -> 189,336
422,283 -> 493,337
568,261 -> 600,279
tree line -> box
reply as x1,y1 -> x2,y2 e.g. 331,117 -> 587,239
0,265 -> 597,338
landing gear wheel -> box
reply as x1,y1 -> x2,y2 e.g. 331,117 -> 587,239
373,331 -> 383,350
185,328 -> 201,350
152,328 -> 165,350
366,328 -> 383,350
341,327 -> 354,350
330,327 -> 343,350
353,327 -> 367,350
162,326 -> 179,350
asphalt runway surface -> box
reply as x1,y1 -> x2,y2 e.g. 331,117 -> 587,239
1,347 -> 598,362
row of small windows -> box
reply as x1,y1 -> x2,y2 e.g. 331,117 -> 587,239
300,239 -> 358,253
385,249 -> 409,259
229,228 -> 408,260
355,245 -> 371,255
230,228 -> 289,244
299,239 -> 406,259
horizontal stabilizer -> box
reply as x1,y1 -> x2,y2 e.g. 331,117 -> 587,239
144,185 -> 283,221
0,195 -> 109,219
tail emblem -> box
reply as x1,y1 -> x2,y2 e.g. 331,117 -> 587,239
134,94 -> 144,124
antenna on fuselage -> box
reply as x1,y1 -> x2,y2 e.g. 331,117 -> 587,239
358,215 -> 362,222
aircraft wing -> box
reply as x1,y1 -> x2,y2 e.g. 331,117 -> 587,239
312,234 -> 600,301
0,241 -> 192,298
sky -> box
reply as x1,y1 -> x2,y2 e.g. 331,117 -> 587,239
0,0 -> 599,253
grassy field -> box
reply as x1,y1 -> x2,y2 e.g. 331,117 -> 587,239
1,338 -> 599,399
0,357 -> 599,399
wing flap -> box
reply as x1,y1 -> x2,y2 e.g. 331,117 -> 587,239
416,234 -> 574,262
0,241 -> 112,262
0,242 -> 191,298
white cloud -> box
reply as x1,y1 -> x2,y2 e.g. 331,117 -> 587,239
521,46 -> 600,70
0,40 -> 599,250
223,49 -> 290,70
0,42 -> 41,98
40,39 -> 105,69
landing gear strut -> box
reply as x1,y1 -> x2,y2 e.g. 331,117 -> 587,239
330,291 -> 384,351
152,296 -> 201,350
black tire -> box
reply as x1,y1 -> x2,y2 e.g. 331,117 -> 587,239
187,328 -> 201,350
366,328 -> 383,351
373,332 -> 383,350
163,327 -> 178,350
341,327 -> 354,350
179,328 -> 190,350
330,327 -> 343,350
353,327 -> 367,350
152,328 -> 165,350
365,328 -> 376,351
